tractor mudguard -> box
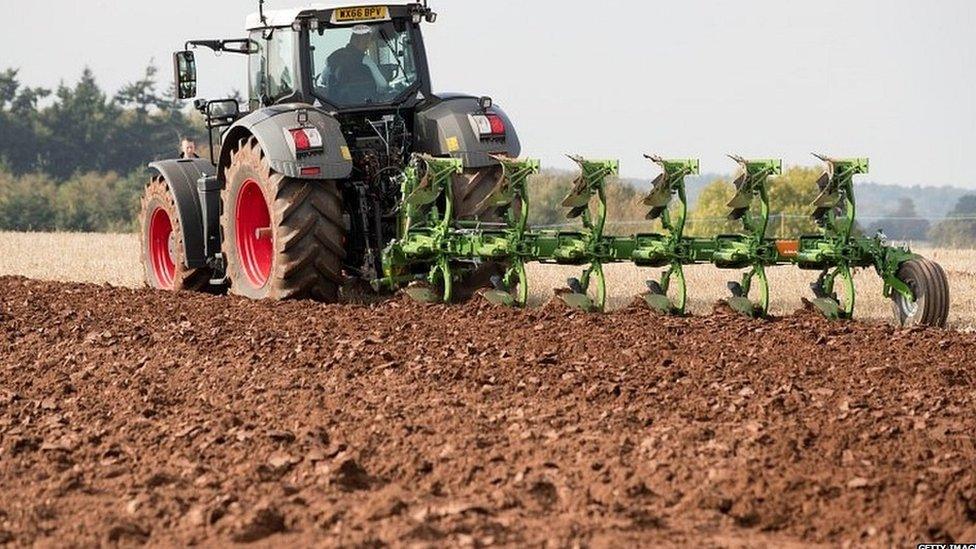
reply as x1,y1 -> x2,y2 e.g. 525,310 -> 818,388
148,158 -> 215,269
217,103 -> 353,182
414,94 -> 521,168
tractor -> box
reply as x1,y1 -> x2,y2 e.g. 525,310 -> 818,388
141,1 -> 516,301
141,1 -> 950,327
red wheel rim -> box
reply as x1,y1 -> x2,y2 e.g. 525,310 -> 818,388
235,179 -> 273,288
149,207 -> 177,289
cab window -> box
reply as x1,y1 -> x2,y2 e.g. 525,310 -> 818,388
248,29 -> 296,109
310,21 -> 419,107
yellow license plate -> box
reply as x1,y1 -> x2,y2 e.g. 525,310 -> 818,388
333,6 -> 389,23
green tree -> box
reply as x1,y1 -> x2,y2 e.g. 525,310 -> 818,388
36,68 -> 122,178
54,171 -> 144,232
0,69 -> 49,175
686,166 -> 821,238
115,64 -> 163,114
0,68 -> 17,107
0,64 -> 207,180
928,195 -> 976,247
0,171 -> 58,231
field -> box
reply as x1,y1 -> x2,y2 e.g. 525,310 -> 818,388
2,232 -> 976,546
1,231 -> 974,329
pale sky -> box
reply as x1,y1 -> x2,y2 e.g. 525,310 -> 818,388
4,0 -> 975,186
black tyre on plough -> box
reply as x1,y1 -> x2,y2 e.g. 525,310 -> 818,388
892,258 -> 950,327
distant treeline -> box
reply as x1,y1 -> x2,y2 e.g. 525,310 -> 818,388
529,167 -> 976,246
0,170 -> 143,232
0,66 -> 204,178
1,66 -> 975,246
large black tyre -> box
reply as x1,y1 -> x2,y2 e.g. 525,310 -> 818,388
450,165 -> 512,301
139,176 -> 211,292
221,137 -> 346,301
891,258 -> 950,328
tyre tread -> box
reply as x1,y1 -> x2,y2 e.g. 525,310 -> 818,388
222,138 -> 346,302
893,258 -> 949,328
139,176 -> 212,292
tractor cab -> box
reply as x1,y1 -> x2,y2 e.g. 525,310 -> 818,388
243,3 -> 434,112
173,3 -> 437,133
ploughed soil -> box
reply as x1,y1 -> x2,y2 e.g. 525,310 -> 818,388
1,276 -> 975,547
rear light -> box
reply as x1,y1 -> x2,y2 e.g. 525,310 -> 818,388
287,127 -> 323,153
469,113 -> 506,138
291,129 -> 310,150
487,114 -> 505,135
300,166 -> 321,176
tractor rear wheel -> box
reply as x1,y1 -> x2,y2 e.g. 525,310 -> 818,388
221,137 -> 346,301
451,165 -> 513,301
139,176 -> 211,291
891,258 -> 949,328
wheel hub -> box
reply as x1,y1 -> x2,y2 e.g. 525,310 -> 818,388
235,179 -> 273,288
897,290 -> 919,318
148,207 -> 176,289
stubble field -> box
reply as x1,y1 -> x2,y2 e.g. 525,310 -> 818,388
0,231 -> 973,329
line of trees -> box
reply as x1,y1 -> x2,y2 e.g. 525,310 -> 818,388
0,170 -> 144,232
0,65 -> 205,231
684,170 -> 975,246
928,196 -> 976,247
0,65 -> 204,178
0,65 -> 974,246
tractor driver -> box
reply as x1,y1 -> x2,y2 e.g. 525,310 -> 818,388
321,25 -> 390,104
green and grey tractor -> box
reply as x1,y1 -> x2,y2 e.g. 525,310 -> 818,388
141,1 -> 950,327
142,1 -> 517,301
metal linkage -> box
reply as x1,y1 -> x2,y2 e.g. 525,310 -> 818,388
480,155 -> 541,307
378,154 -> 542,304
800,155 -> 866,318
712,156 -> 782,317
794,155 -> 916,319
555,156 -> 619,312
379,154 -> 464,303
634,155 -> 701,314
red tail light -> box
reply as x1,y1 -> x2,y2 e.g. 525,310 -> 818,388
287,127 -> 323,153
469,113 -> 506,138
486,114 -> 505,135
290,128 -> 311,150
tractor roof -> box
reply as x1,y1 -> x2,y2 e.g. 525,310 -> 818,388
245,1 -> 415,30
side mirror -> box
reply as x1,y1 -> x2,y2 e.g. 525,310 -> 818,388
173,50 -> 197,100
206,98 -> 240,125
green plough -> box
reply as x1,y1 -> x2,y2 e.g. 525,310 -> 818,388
376,153 -> 950,327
